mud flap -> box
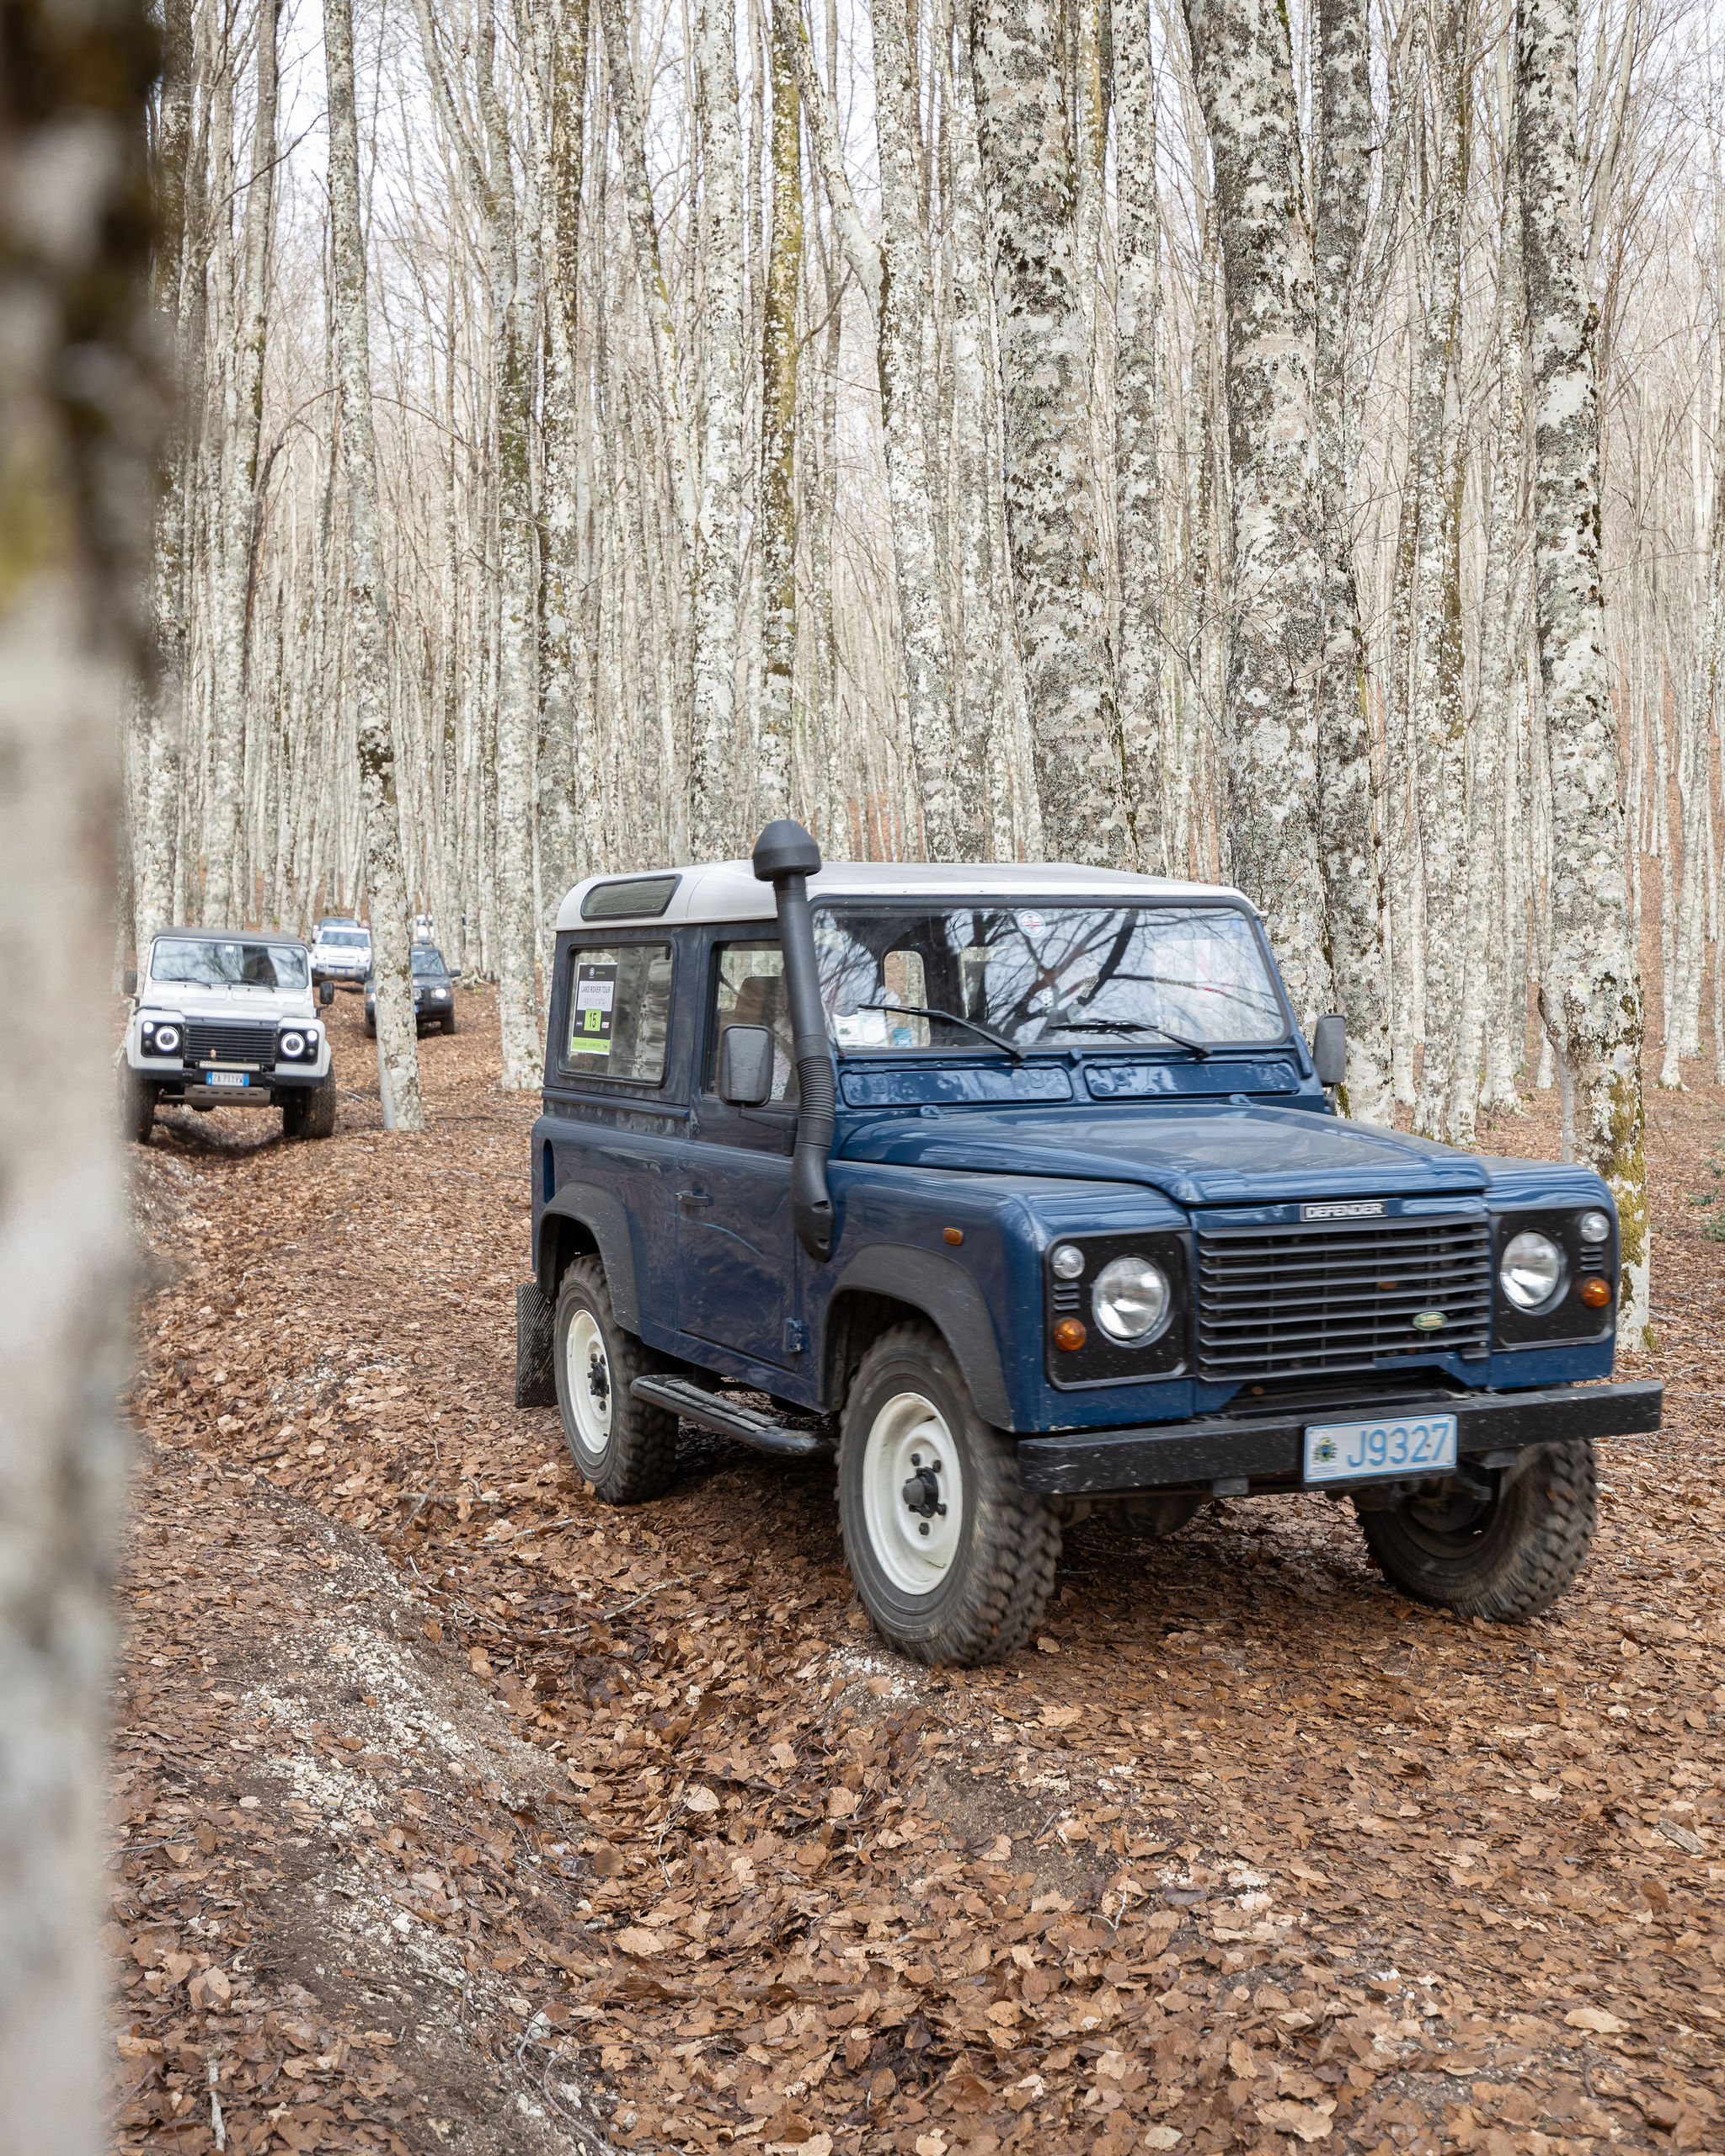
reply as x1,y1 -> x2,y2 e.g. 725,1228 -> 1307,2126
515,1280 -> 557,1408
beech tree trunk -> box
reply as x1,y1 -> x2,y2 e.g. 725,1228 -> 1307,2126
0,0 -> 155,2135
757,0 -> 802,825
1313,0 -> 1393,1121
973,0 -> 1125,866
1518,0 -> 1648,1341
327,0 -> 425,1129
1183,0 -> 1335,1026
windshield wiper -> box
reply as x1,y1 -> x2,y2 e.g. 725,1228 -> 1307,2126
859,1001 -> 1026,1063
1055,1018 -> 1213,1059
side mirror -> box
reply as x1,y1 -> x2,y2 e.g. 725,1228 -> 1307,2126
718,1024 -> 774,1107
1311,1015 -> 1347,1089
319,980 -> 335,1007
122,969 -> 136,997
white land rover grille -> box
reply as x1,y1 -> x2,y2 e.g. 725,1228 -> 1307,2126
1194,1214 -> 1493,1383
184,1020 -> 278,1068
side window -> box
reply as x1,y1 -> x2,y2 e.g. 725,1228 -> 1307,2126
708,944 -> 798,1103
564,942 -> 673,1084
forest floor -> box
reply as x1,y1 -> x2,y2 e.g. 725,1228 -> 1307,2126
108,985 -> 1725,2156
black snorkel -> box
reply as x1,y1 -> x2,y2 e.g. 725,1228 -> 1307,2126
752,819 -> 836,1262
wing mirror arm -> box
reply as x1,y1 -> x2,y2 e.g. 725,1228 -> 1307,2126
752,819 -> 834,1262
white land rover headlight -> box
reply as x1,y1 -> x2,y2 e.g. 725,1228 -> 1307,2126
1500,1230 -> 1564,1311
145,1021 -> 180,1055
279,1030 -> 306,1059
1092,1255 -> 1172,1344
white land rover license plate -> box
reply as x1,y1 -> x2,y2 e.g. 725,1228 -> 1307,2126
1304,1412 -> 1457,1485
203,1070 -> 251,1088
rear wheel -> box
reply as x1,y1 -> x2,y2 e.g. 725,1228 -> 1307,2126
1354,1439 -> 1597,1620
838,1323 -> 1060,1666
553,1257 -> 676,1502
119,1064 -> 156,1145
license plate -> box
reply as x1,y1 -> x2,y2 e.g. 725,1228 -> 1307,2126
1304,1412 -> 1457,1484
203,1070 -> 250,1089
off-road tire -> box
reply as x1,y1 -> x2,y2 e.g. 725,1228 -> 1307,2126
1354,1438 -> 1597,1620
363,1013 -> 377,1038
280,1087 -> 308,1139
838,1322 -> 1060,1667
441,1011 -> 457,1034
301,1078 -> 338,1139
553,1257 -> 676,1503
120,1064 -> 156,1145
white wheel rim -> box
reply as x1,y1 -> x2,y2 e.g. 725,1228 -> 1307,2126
565,1310 -> 611,1460
862,1390 -> 964,1595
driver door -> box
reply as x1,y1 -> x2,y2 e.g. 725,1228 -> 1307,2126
675,940 -> 802,1371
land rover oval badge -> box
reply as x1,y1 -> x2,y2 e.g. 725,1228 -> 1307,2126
1412,1310 -> 1447,1331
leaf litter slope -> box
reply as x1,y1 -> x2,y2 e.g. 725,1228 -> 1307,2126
115,987 -> 1725,2155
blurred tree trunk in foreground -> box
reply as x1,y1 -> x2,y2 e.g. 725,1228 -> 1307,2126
0,0 -> 160,2141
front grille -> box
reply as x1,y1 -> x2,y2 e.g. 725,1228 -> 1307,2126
184,1020 -> 276,1069
1195,1214 -> 1492,1382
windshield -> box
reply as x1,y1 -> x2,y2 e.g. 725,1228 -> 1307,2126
411,945 -> 448,976
318,929 -> 369,948
152,937 -> 308,990
815,905 -> 1285,1052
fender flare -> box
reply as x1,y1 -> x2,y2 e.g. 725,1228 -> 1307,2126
824,1244 -> 1012,1428
537,1182 -> 642,1332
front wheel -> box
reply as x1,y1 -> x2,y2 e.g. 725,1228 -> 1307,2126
838,1323 -> 1060,1667
553,1257 -> 676,1503
1354,1438 -> 1597,1620
300,1077 -> 337,1139
441,1011 -> 457,1035
119,1064 -> 156,1145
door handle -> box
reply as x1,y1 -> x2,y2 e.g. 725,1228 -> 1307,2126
677,1188 -> 713,1210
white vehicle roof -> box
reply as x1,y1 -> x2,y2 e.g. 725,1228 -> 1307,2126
555,859 -> 1253,933
152,926 -> 308,949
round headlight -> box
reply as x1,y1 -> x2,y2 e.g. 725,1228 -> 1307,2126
1500,1230 -> 1563,1311
1092,1255 -> 1172,1344
151,1023 -> 179,1054
280,1030 -> 305,1059
1050,1243 -> 1086,1281
1578,1209 -> 1611,1244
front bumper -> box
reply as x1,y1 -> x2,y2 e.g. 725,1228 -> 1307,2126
1014,1379 -> 1664,1497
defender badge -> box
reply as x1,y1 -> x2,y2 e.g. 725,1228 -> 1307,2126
1302,1198 -> 1386,1221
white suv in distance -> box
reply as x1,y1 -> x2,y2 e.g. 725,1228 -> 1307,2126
310,918 -> 372,990
121,930 -> 337,1142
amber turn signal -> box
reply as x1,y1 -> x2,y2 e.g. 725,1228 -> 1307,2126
1578,1275 -> 1612,1309
1053,1317 -> 1087,1352
943,1225 -> 964,1246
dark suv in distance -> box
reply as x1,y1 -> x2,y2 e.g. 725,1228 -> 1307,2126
364,943 -> 457,1036
515,824 -> 1661,1668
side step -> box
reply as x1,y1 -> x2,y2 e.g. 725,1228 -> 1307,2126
629,1374 -> 834,1460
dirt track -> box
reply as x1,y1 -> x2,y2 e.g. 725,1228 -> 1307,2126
110,985 -> 1725,2155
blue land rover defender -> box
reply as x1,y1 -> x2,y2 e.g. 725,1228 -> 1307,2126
516,822 -> 1660,1666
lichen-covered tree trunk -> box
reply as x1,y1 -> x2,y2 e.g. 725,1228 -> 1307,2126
1113,0 -> 1166,873
870,0 -> 960,858
757,0 -> 802,825
1182,0 -> 1335,1027
1312,0 -> 1391,1122
1450,160 -> 1527,1141
0,0 -> 155,2133
688,0 -> 748,858
972,0 -> 1124,866
136,0 -> 196,959
327,0 -> 425,1129
1518,0 -> 1648,1341
1409,1 -> 1470,1135
205,0 -> 280,928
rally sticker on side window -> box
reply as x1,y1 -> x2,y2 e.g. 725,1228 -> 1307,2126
572,962 -> 617,1055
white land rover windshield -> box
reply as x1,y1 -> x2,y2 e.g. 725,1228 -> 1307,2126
152,937 -> 309,990
815,905 -> 1286,1053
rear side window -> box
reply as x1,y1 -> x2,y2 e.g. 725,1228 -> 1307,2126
565,942 -> 673,1085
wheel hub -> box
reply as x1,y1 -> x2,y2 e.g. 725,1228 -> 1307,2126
862,1393 -> 964,1593
564,1308 -> 612,1461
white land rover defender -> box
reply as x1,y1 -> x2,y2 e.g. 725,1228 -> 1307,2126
121,929 -> 338,1143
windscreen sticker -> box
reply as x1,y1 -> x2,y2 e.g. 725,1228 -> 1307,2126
572,962 -> 617,1055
